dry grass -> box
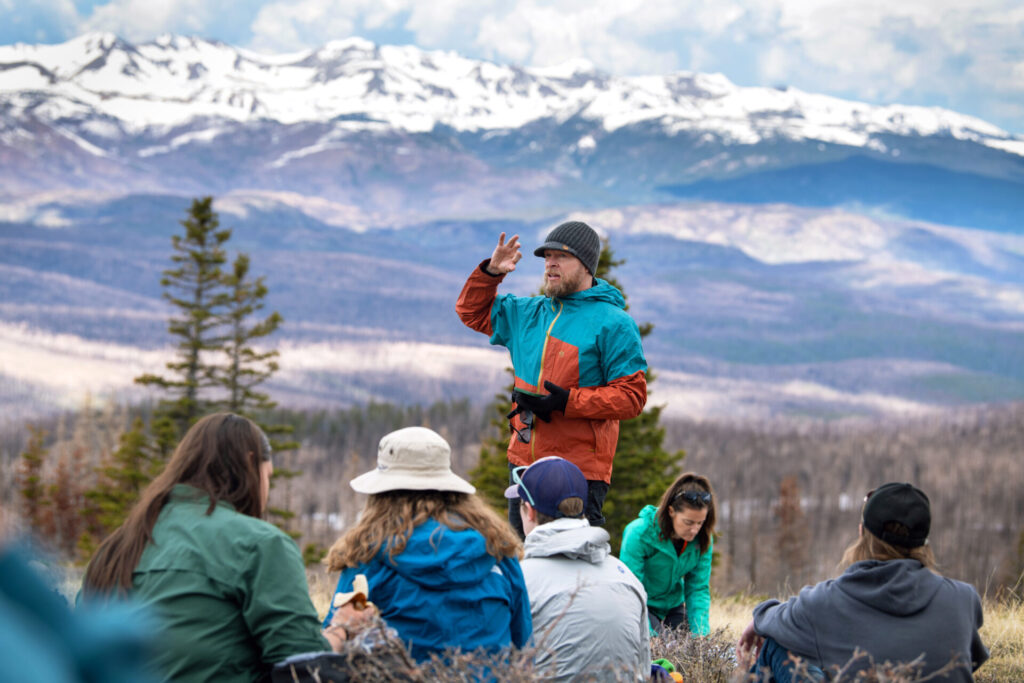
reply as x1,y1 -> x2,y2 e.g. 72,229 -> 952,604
309,571 -> 1024,682
973,596 -> 1024,683
308,564 -> 335,619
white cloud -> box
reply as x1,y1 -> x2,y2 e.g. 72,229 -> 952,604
474,0 -> 681,74
248,0 -> 415,52
750,1 -> 1024,123
79,0 -> 213,40
0,0 -> 79,44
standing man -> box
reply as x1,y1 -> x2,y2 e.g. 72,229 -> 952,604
456,220 -> 647,535
505,456 -> 650,682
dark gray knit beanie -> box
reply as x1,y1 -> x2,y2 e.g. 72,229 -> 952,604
533,221 -> 600,275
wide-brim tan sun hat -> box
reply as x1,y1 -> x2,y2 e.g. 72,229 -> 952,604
350,426 -> 476,495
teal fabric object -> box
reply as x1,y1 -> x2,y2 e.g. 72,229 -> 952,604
488,278 -> 646,391
0,541 -> 156,683
620,505 -> 713,635
324,518 -> 532,663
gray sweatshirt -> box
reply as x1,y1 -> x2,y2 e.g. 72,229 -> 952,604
753,559 -> 989,682
522,518 -> 650,682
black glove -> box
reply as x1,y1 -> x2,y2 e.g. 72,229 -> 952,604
512,381 -> 569,423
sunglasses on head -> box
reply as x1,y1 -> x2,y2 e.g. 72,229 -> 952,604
673,489 -> 711,506
511,465 -> 536,507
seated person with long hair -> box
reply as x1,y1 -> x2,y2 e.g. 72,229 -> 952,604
323,426 -> 531,662
81,413 -> 335,682
738,482 -> 988,683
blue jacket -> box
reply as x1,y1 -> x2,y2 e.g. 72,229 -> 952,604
324,519 -> 532,662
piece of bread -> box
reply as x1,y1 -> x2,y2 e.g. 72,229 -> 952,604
332,574 -> 369,610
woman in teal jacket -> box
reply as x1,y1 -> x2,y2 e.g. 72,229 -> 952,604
620,472 -> 716,635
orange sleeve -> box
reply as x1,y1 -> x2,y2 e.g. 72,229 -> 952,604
563,369 -> 647,421
456,260 -> 505,335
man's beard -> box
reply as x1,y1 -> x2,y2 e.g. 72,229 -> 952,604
543,269 -> 588,298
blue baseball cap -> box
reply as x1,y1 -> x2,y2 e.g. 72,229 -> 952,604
504,456 -> 587,519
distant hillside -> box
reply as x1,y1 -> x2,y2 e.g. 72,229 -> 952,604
2,193 -> 1023,421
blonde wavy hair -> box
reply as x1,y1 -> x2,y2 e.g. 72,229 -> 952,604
839,522 -> 938,572
327,490 -> 522,571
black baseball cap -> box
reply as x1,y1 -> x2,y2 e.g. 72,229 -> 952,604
862,482 -> 930,548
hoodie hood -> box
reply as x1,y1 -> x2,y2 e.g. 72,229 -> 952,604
835,559 -> 944,616
557,278 -> 626,309
524,517 -> 611,564
382,518 -> 500,591
637,504 -> 660,538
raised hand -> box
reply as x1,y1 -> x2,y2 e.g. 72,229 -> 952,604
487,232 -> 522,275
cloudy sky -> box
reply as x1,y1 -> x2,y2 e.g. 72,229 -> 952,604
4,0 -> 1023,135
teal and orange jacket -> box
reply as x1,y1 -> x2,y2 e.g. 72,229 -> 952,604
457,260 -> 647,481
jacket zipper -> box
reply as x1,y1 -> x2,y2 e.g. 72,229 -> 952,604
532,298 -> 564,462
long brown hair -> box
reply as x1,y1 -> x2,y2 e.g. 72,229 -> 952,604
840,524 -> 938,572
657,472 -> 716,554
327,490 -> 522,571
82,413 -> 271,596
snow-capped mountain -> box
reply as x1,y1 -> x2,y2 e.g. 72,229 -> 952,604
3,32 -> 1017,144
2,33 -> 1023,230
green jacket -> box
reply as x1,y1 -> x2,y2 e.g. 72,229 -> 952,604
619,505 -> 713,635
133,485 -> 328,682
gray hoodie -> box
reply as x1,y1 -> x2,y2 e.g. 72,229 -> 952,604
753,559 -> 988,681
522,518 -> 650,682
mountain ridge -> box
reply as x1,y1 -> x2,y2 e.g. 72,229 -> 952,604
3,32 -> 1017,145
3,33 -> 1023,232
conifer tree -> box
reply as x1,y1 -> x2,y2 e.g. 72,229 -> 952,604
136,196 -> 231,436
217,251 -> 306,542
17,426 -> 50,535
775,475 -> 809,584
217,253 -> 296,444
592,243 -> 682,553
470,384 -> 516,511
470,239 -> 683,550
81,417 -> 164,547
219,253 -> 283,417
47,444 -> 89,558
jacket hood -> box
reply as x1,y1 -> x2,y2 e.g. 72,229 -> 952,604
523,518 -> 611,564
382,519 -> 501,590
835,559 -> 944,616
556,278 -> 626,309
637,504 -> 660,537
